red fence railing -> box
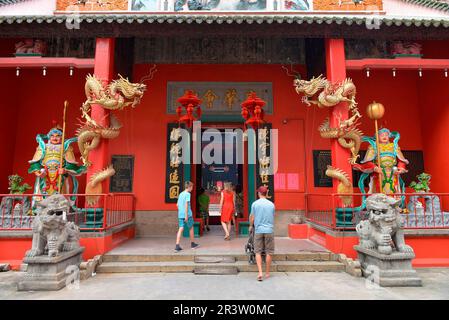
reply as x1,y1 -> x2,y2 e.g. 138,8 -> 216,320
0,193 -> 135,232
306,193 -> 449,231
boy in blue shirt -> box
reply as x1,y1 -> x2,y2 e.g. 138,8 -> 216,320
175,181 -> 200,252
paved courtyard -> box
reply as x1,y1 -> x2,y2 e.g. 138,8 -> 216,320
105,230 -> 328,255
1,268 -> 449,300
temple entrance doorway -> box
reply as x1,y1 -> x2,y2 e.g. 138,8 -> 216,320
193,124 -> 247,235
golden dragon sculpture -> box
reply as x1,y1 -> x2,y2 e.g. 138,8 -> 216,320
294,74 -> 363,206
78,72 -> 151,205
83,74 -> 147,112
318,117 -> 363,165
294,75 -> 359,112
77,109 -> 122,167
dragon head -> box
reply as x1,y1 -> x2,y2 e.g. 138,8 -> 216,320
111,75 -> 147,108
294,75 -> 328,99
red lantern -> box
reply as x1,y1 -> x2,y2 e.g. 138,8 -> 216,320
177,90 -> 202,128
241,92 -> 266,130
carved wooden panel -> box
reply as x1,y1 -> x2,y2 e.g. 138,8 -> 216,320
135,37 -> 305,64
313,150 -> 332,188
110,155 -> 135,193
46,37 -> 95,58
345,39 -> 390,59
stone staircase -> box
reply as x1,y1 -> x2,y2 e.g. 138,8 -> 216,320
96,252 -> 346,274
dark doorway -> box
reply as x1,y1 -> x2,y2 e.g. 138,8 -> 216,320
195,127 -> 244,225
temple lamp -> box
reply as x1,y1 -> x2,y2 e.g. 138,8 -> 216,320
366,101 -> 385,193
241,92 -> 266,130
176,90 -> 202,128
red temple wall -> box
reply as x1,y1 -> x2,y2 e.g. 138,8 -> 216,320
348,70 -> 423,151
109,64 -> 320,211
349,68 -> 449,194
0,64 -> 440,210
2,68 -> 90,194
418,71 -> 449,193
420,40 -> 449,59
0,70 -> 19,193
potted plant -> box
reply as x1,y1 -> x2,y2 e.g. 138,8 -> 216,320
409,173 -> 431,193
8,174 -> 31,195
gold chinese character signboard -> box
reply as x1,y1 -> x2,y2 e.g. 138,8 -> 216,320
167,82 -> 273,116
165,123 -> 184,203
256,123 -> 275,202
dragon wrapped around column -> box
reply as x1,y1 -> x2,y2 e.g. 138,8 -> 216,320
294,75 -> 363,206
78,71 -> 153,205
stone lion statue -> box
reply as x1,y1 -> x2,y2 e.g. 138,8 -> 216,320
356,194 -> 413,255
25,195 -> 80,258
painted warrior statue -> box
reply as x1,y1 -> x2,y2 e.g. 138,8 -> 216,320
28,126 -> 86,198
354,128 -> 408,195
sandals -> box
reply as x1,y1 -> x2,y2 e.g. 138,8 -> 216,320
257,275 -> 263,282
224,235 -> 231,241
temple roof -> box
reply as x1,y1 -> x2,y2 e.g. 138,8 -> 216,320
0,0 -> 27,6
399,0 -> 449,13
0,13 -> 448,27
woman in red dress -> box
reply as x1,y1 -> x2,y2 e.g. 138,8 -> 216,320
220,182 -> 235,240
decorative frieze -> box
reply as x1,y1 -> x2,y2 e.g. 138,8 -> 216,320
135,37 -> 305,64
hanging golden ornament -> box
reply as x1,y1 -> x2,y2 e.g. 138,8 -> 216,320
366,101 -> 386,193
366,101 -> 385,120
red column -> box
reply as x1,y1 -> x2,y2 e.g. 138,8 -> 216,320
325,39 -> 353,192
86,38 -> 115,193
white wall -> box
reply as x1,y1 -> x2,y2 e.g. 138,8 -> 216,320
0,0 -> 56,15
383,0 -> 449,17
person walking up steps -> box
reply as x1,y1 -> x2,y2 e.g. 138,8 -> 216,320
220,182 -> 235,240
198,187 -> 210,232
175,181 -> 200,252
249,186 -> 275,281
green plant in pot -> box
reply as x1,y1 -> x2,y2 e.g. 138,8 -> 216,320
8,174 -> 31,195
409,173 -> 431,193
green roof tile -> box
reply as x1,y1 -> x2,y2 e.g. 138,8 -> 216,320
0,0 -> 27,6
0,14 -> 447,28
403,0 -> 449,13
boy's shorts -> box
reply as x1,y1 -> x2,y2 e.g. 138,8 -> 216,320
254,233 -> 275,255
178,217 -> 194,229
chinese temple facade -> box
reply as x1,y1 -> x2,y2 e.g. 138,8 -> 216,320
1,0 -> 449,269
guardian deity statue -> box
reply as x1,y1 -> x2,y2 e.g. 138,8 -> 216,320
354,128 -> 408,195
28,126 -> 86,199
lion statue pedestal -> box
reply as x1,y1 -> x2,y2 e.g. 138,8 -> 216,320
354,194 -> 422,287
17,195 -> 85,291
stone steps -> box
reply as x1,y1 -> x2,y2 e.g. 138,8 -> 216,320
96,259 -> 345,274
102,252 -> 333,263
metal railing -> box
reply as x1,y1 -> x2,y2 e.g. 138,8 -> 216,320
0,193 -> 135,232
305,193 -> 449,231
